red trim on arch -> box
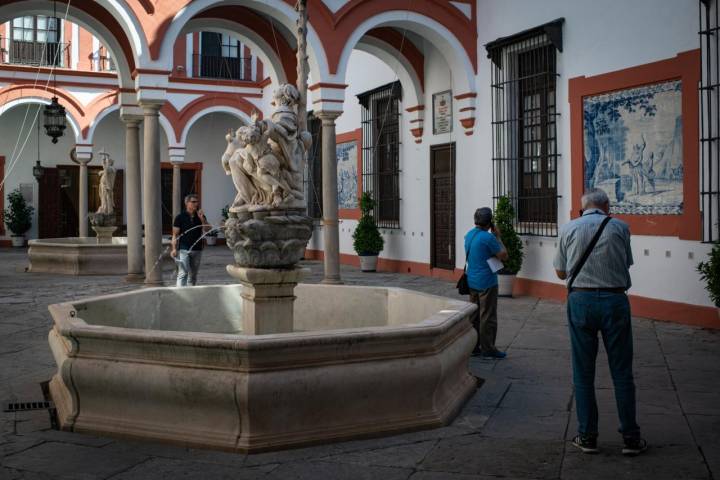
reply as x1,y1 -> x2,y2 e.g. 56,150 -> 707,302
569,50 -> 702,240
308,82 -> 349,91
365,27 -> 425,92
0,84 -> 85,119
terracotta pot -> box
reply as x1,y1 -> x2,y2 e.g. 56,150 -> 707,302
359,254 -> 378,272
10,235 -> 25,248
497,273 -> 516,297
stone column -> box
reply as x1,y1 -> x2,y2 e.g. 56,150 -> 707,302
74,147 -> 93,237
317,111 -> 342,284
172,162 -> 181,220
122,116 -> 143,281
140,101 -> 164,285
169,148 -> 185,221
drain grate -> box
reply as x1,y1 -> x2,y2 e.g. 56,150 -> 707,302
2,380 -> 59,433
3,401 -> 54,412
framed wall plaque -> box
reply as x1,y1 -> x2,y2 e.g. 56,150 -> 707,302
433,90 -> 452,135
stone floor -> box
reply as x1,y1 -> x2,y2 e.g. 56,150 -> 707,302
0,247 -> 718,479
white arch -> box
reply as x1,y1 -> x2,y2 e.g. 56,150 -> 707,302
355,38 -> 423,109
182,18 -> 288,86
156,0 -> 330,82
158,113 -> 177,147
0,1 -> 139,89
0,97 -> 81,141
180,106 -> 250,145
86,104 -> 119,144
336,12 -> 475,96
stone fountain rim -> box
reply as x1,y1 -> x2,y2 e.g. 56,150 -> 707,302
29,238 -> 172,248
48,284 -> 477,351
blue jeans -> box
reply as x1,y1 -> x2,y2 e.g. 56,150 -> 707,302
175,249 -> 202,287
567,290 -> 640,440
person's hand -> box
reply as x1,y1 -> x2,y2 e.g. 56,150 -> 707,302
198,209 -> 207,222
171,248 -> 177,258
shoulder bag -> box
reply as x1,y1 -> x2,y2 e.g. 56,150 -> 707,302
457,229 -> 480,295
567,216 -> 611,291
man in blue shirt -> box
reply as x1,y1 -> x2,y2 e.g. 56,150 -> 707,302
464,207 -> 508,358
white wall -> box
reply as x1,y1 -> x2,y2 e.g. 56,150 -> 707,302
185,112 -> 240,228
472,0 -> 711,307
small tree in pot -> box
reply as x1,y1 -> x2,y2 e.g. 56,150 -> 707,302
3,188 -> 34,247
353,192 -> 384,272
494,196 -> 523,296
697,241 -> 720,312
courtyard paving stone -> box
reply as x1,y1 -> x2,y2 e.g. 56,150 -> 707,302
0,247 -> 717,479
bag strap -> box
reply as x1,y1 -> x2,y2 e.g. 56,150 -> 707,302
463,229 -> 481,273
567,216 -> 611,290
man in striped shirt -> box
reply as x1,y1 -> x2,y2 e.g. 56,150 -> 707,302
554,188 -> 646,456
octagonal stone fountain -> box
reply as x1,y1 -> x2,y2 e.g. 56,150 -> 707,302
46,85 -> 477,452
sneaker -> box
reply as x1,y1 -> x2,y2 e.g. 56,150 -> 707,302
572,434 -> 599,454
482,350 -> 507,359
622,437 -> 648,456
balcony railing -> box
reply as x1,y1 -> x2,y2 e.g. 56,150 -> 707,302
1,38 -> 68,67
193,54 -> 252,81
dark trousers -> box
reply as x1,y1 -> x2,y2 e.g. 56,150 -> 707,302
469,286 -> 499,353
567,290 -> 640,440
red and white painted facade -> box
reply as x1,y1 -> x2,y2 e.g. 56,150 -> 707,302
0,0 -> 715,327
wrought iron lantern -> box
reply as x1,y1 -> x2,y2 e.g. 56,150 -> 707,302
32,160 -> 45,181
43,97 -> 67,144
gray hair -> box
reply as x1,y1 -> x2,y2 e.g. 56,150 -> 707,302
184,194 -> 199,203
581,188 -> 609,210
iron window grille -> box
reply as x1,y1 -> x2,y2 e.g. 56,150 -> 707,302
197,32 -> 252,81
358,81 -> 402,229
7,16 -> 65,67
305,113 -> 323,220
700,0 -> 719,242
486,19 -> 564,237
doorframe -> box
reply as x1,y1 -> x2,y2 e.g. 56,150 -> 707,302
429,142 -> 456,270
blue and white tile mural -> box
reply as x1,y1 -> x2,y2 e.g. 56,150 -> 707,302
583,80 -> 683,215
336,141 -> 358,209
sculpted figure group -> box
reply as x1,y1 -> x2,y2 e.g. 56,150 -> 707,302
222,84 -> 312,212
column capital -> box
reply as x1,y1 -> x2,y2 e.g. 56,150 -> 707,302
138,100 -> 164,113
120,114 -> 143,126
74,144 -> 93,164
169,146 -> 185,164
315,110 -> 342,123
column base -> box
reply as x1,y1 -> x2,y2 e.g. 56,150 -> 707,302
125,273 -> 145,284
321,277 -> 344,285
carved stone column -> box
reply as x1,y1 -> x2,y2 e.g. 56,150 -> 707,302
121,115 -> 143,281
74,147 -> 93,237
140,101 -> 164,285
316,111 -> 342,284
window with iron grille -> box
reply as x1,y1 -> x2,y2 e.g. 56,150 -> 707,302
197,32 -> 251,81
305,114 -> 323,220
358,81 -> 402,229
700,0 -> 719,242
486,19 -> 564,236
8,16 -> 63,67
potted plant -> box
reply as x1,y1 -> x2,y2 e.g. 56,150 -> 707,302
205,229 -> 218,246
697,242 -> 720,316
494,196 -> 523,297
352,192 -> 384,272
3,188 -> 34,247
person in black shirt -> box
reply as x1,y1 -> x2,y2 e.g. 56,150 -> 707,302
171,194 -> 209,286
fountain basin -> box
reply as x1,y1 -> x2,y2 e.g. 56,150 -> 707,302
28,237 -> 171,275
47,284 -> 478,452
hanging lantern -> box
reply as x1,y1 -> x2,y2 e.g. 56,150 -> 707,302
32,160 -> 45,181
43,97 -> 67,144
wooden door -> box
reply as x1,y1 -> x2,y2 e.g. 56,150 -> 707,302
430,143 -> 456,270
161,163 -> 202,233
38,168 -> 61,238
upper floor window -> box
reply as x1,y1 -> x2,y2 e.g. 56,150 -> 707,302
486,19 -> 563,236
197,32 -> 251,81
8,16 -> 63,67
358,81 -> 402,229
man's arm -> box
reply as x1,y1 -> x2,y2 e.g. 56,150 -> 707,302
198,209 -> 211,232
171,226 -> 180,257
